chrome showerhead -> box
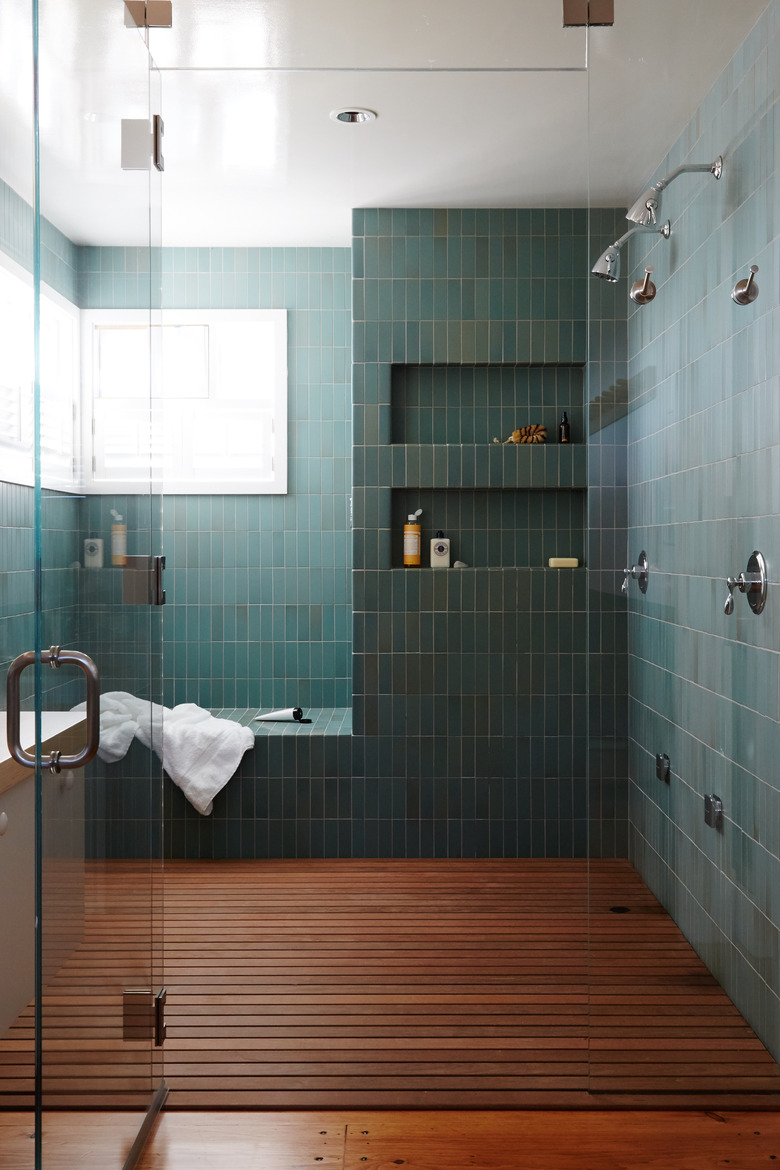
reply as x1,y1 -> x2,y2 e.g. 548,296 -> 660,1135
625,156 -> 723,227
592,245 -> 621,282
626,187 -> 662,228
591,220 -> 671,283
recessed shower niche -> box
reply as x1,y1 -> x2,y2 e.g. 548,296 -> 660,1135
385,362 -> 586,568
390,363 -> 584,445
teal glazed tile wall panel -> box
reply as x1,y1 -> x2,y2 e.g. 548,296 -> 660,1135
625,0 -> 780,1063
352,206 -> 612,859
0,177 -> 79,303
79,246 -> 352,710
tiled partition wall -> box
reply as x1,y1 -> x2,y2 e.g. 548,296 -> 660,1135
78,245 -> 352,711
351,207 -> 625,859
626,1 -> 780,1060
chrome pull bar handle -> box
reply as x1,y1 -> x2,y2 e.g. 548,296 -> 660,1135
6,647 -> 100,773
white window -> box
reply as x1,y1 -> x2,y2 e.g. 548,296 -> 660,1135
0,253 -> 79,491
81,309 -> 287,494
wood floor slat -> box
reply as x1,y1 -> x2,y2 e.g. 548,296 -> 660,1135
1,858 -> 778,1110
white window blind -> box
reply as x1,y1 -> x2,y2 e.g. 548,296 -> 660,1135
82,309 -> 287,494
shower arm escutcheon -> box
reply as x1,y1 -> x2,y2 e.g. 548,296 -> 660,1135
723,551 -> 767,616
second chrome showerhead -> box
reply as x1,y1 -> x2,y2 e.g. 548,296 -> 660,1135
591,220 -> 671,283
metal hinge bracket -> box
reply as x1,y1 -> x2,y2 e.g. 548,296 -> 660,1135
124,2 -> 173,29
123,987 -> 167,1045
563,0 -> 614,27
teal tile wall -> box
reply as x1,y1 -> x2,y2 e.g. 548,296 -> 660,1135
0,177 -> 79,302
352,207 -> 609,858
78,246 -> 352,710
625,0 -> 780,1063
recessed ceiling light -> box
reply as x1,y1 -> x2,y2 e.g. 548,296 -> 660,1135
329,108 -> 377,124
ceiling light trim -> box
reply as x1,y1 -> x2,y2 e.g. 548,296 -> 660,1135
329,108 -> 377,124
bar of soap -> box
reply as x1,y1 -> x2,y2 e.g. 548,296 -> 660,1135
548,557 -> 579,568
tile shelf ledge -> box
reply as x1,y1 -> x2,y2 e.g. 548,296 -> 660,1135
373,443 -> 586,491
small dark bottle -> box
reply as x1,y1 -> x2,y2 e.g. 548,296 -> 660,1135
558,411 -> 570,443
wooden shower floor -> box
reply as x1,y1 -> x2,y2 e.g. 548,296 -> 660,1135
1,859 -> 779,1110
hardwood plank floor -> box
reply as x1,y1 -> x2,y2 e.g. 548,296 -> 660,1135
1,859 -> 779,1110
3,1109 -> 780,1169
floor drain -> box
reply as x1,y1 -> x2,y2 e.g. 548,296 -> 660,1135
609,905 -> 631,913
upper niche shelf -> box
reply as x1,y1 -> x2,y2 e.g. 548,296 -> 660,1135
364,442 -> 586,491
391,362 -> 584,446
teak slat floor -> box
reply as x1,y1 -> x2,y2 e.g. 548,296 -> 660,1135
1,859 -> 779,1110
3,1110 -> 780,1169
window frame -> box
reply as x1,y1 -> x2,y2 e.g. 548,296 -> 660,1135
80,307 -> 288,495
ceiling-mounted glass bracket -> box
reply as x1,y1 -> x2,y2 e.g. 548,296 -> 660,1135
120,116 -> 165,172
124,1 -> 173,29
563,0 -> 614,27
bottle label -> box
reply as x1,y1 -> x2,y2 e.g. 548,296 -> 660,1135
404,529 -> 420,563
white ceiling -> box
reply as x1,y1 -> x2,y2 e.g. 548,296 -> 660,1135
0,0 -> 770,246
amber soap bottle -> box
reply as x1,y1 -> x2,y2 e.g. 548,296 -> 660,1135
558,411 -> 570,443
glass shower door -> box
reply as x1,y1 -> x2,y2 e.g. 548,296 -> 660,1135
0,1 -> 166,1164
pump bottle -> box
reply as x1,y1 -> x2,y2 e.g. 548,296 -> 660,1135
404,508 -> 423,566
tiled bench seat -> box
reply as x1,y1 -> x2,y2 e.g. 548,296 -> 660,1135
210,708 -> 352,736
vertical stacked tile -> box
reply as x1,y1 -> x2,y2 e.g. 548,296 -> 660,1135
79,244 -> 350,851
352,207 -> 617,858
77,245 -> 352,713
626,0 -> 780,1061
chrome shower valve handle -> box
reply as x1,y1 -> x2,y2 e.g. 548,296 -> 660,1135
723,551 -> 767,616
622,551 -> 649,595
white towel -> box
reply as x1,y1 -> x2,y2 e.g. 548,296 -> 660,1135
72,691 -> 254,816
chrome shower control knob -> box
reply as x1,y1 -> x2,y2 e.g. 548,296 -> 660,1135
724,593 -> 734,616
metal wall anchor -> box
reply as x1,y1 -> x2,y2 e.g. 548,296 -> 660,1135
622,550 -> 649,595
724,550 -> 767,615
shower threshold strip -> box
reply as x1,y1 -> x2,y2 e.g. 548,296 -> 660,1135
1,859 -> 778,1109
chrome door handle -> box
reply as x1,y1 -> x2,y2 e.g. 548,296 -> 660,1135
6,647 -> 100,773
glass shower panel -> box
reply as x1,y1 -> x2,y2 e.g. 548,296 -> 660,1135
0,3 -> 37,1160
587,0 -> 780,1103
34,0 -> 165,1159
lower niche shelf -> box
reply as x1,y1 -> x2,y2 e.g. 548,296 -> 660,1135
391,486 -> 585,569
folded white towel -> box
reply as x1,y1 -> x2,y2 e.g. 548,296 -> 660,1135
72,691 -> 254,816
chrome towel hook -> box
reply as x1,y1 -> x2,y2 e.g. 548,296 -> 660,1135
630,267 -> 657,305
732,265 -> 759,305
